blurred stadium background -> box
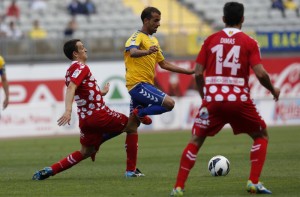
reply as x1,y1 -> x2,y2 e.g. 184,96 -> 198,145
0,0 -> 299,137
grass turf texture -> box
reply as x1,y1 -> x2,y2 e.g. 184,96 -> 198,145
0,126 -> 299,197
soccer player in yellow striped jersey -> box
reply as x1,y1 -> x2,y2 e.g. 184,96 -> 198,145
123,7 -> 194,177
0,55 -> 9,111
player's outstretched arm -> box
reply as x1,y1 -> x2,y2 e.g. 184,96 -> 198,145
158,60 -> 195,75
252,64 -> 280,101
57,82 -> 77,126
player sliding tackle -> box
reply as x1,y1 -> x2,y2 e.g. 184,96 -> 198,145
32,39 -> 143,180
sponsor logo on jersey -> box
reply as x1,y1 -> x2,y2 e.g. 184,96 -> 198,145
72,69 -> 82,78
194,107 -> 210,126
194,118 -> 210,126
199,107 -> 209,119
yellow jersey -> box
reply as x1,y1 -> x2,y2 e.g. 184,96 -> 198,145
0,55 -> 5,76
29,28 -> 47,39
124,31 -> 164,90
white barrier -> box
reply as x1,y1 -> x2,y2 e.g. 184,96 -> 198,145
0,60 -> 299,138
1,96 -> 299,138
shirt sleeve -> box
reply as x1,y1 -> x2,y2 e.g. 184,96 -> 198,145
125,32 -> 142,51
195,38 -> 208,67
0,56 -> 6,76
248,38 -> 261,68
69,63 -> 89,86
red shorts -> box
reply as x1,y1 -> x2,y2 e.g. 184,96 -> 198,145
79,106 -> 128,150
192,100 -> 266,137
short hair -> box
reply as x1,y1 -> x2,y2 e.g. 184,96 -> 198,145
63,39 -> 81,60
141,7 -> 161,23
223,2 -> 244,26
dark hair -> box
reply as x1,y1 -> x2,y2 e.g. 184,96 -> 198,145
141,7 -> 161,23
223,2 -> 244,26
63,39 -> 81,60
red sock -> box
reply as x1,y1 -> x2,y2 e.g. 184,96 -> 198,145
125,133 -> 138,171
51,151 -> 84,175
249,138 -> 268,184
174,143 -> 199,189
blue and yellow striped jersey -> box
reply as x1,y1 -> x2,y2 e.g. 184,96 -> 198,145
0,55 -> 6,76
124,31 -> 164,90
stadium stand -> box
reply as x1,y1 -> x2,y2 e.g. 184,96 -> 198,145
0,0 -> 299,62
123,0 -> 213,35
180,0 -> 300,32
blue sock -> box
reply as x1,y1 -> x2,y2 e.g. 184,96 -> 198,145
139,105 -> 169,116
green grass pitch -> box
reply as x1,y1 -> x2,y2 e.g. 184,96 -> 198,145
0,126 -> 299,197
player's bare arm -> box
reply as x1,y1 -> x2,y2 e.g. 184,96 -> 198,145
158,60 -> 195,75
195,63 -> 205,99
57,81 -> 77,126
253,64 -> 280,101
129,45 -> 158,57
101,82 -> 110,96
1,73 -> 9,110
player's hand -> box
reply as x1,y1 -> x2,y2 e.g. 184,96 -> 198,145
185,68 -> 195,75
272,87 -> 280,102
101,82 -> 110,96
148,45 -> 159,54
57,111 -> 72,126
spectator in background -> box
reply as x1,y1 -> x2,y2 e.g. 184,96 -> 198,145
67,0 -> 86,16
64,17 -> 78,38
0,15 -> 9,38
29,19 -> 47,39
29,0 -> 48,15
284,0 -> 300,17
6,21 -> 23,40
83,0 -> 96,15
6,0 -> 20,22
271,0 -> 286,17
0,55 -> 9,112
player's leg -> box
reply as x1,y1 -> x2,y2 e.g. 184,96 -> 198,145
129,83 -> 171,123
50,145 -> 95,174
229,101 -> 271,194
32,145 -> 94,180
171,102 -> 225,195
248,129 -> 269,183
171,134 -> 206,196
123,102 -> 144,177
246,129 -> 271,194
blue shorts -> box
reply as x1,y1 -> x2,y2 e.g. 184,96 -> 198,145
128,82 -> 166,112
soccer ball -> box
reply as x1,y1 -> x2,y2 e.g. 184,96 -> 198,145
208,155 -> 230,176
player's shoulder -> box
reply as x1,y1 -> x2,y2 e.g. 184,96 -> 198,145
205,30 -> 225,41
129,30 -> 143,40
0,55 -> 5,64
70,61 -> 88,70
0,55 -> 5,69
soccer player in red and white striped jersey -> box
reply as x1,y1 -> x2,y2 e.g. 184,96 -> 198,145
171,2 -> 280,196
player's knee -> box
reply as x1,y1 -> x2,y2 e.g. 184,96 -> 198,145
164,98 -> 175,111
80,147 -> 96,159
124,127 -> 137,134
122,124 -> 138,134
